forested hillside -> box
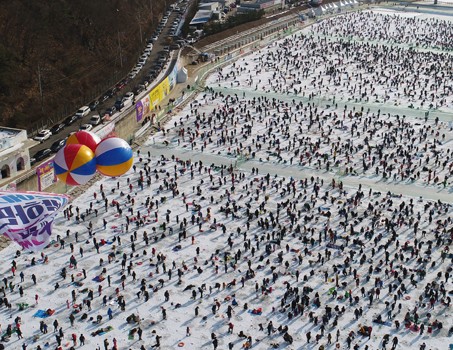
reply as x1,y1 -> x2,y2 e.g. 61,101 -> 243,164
0,0 -> 165,131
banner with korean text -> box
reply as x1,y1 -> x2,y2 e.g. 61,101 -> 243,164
0,191 -> 69,251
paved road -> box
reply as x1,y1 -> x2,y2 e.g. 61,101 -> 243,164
142,144 -> 453,203
30,7 -> 183,157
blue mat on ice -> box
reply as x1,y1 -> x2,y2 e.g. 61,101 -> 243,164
33,310 -> 50,318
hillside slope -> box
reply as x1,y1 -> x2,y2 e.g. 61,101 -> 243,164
0,0 -> 165,131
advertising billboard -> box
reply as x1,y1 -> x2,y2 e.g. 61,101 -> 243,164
136,95 -> 151,122
36,159 -> 57,191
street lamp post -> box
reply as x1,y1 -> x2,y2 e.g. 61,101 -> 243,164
118,30 -> 123,68
137,12 -> 143,45
117,9 -> 123,69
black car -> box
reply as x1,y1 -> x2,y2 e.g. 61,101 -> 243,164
32,148 -> 52,162
50,123 -> 65,135
134,84 -> 145,95
114,99 -> 124,110
64,115 -> 78,126
106,87 -> 117,98
50,139 -> 66,153
100,94 -> 109,103
105,106 -> 117,116
89,100 -> 99,111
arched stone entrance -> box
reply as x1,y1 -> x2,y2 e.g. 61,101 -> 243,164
1,164 -> 10,179
16,157 -> 25,171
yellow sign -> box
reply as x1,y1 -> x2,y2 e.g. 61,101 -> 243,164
161,77 -> 170,96
149,85 -> 163,109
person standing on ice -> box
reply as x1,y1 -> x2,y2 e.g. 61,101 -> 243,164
391,336 -> 398,349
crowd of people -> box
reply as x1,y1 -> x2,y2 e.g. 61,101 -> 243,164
208,11 -> 453,111
317,10 -> 453,50
0,149 -> 452,349
0,6 -> 452,350
166,90 -> 453,189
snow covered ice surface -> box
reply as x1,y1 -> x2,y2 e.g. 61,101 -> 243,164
1,6 -> 453,350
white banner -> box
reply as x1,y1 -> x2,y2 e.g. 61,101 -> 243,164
0,191 -> 69,252
97,122 -> 116,139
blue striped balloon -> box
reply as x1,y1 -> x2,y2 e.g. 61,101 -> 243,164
95,137 -> 133,177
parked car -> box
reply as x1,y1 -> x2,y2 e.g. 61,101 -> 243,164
50,139 -> 66,153
89,100 -> 100,111
32,148 -> 52,162
134,84 -> 145,95
116,81 -> 126,90
122,92 -> 135,105
114,99 -> 125,111
105,106 -> 117,116
144,73 -> 153,82
159,50 -> 170,58
75,106 -> 90,118
128,70 -> 139,79
64,115 -> 78,126
79,124 -> 93,132
89,115 -> 102,126
106,87 -> 117,98
124,92 -> 135,100
49,123 -> 65,135
33,129 -> 52,142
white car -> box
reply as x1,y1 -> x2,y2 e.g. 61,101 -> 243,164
138,58 -> 147,66
124,92 -> 135,100
79,124 -> 93,132
122,92 -> 135,106
89,115 -> 101,126
75,106 -> 91,118
33,129 -> 52,143
128,68 -> 140,79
